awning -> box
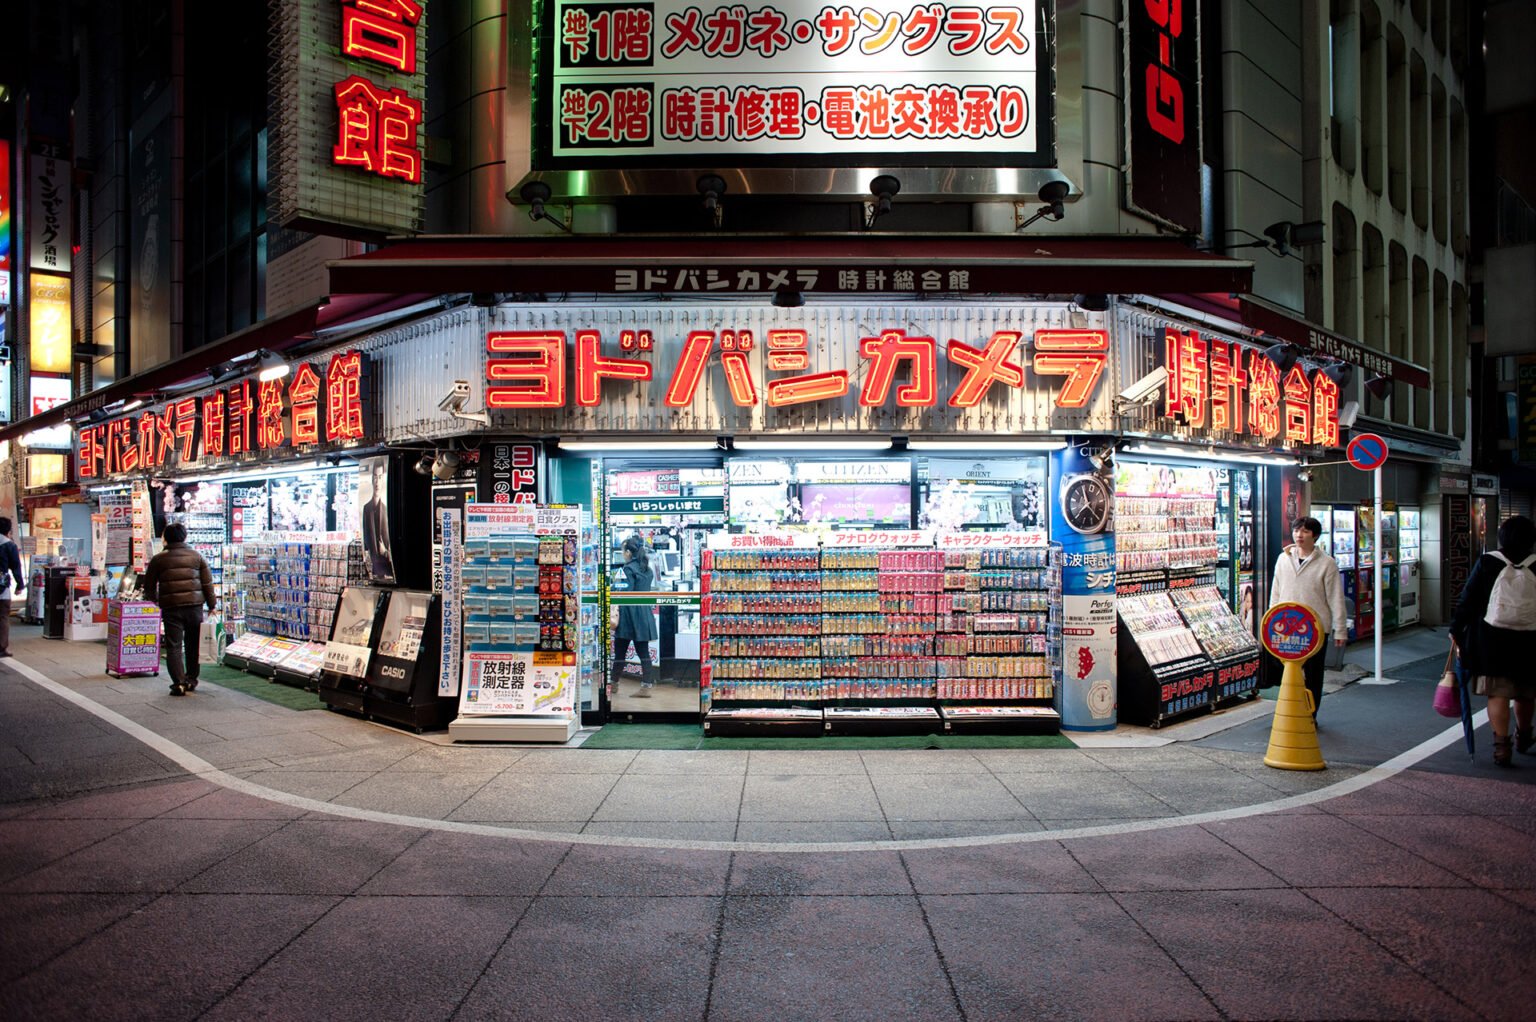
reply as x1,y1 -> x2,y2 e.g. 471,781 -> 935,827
1239,295 -> 1431,388
327,234 -> 1254,298
0,292 -> 432,445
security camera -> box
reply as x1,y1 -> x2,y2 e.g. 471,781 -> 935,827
1117,366 -> 1168,406
438,380 -> 472,413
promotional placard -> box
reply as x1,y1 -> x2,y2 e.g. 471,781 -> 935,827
106,601 -> 162,676
437,506 -> 463,696
1262,602 -> 1322,663
1050,443 -> 1117,729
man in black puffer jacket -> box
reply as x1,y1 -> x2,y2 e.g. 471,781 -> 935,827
143,523 -> 218,696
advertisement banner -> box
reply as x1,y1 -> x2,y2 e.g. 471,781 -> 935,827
100,492 -> 135,564
1125,0 -> 1201,231
359,455 -> 397,584
437,506 -> 462,697
106,601 -> 162,676
28,147 -> 70,274
27,276 -> 72,375
1050,443 -> 1117,729
477,441 -> 539,504
460,651 -> 575,716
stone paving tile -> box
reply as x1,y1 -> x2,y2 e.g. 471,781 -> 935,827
859,750 -> 988,774
1390,769 -> 1536,815
456,896 -> 718,1022
1322,775 -> 1481,816
1307,886 -> 1535,1020
16,778 -> 217,819
1205,813 -> 1471,888
733,821 -> 893,843
179,732 -> 351,767
0,817 -> 143,885
745,750 -> 867,775
159,787 -> 311,820
179,820 -> 426,895
583,821 -> 740,842
925,892 -> 1219,1021
0,893 -> 339,1021
887,819 -> 1046,840
968,748 -> 1115,773
626,749 -> 749,775
995,772 -> 1179,820
902,840 -> 1101,895
1498,887 -> 1536,913
236,769 -> 375,802
507,748 -> 638,774
1116,888 -> 1478,1021
332,771 -> 499,819
871,772 -> 1033,822
17,730 -> 153,764
730,850 -> 913,896
1345,813 -> 1536,889
1066,824 -> 1289,892
189,715 -> 331,741
3,817 -> 290,894
1081,746 -> 1220,771
739,773 -> 885,822
201,895 -> 526,1022
387,745 -> 530,772
0,891 -> 158,985
357,830 -> 569,896
591,773 -> 744,823
542,843 -> 732,897
274,746 -> 421,774
711,896 -> 959,1022
1121,766 -> 1298,814
449,772 -> 619,823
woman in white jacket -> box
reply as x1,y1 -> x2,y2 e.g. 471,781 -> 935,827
1269,516 -> 1349,721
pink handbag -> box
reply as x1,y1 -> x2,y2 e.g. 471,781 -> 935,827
1433,650 -> 1461,718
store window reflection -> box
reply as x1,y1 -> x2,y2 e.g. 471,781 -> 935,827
916,458 -> 1047,533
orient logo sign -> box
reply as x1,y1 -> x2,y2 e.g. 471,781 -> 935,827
536,0 -> 1054,167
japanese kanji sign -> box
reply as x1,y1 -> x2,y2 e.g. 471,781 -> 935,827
536,0 -> 1053,167
1162,329 -> 1341,449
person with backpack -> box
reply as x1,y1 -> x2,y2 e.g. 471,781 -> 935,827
1450,514 -> 1536,767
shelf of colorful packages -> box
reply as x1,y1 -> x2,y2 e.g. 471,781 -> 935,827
227,534 -> 365,687
703,545 -> 823,706
449,505 -> 589,743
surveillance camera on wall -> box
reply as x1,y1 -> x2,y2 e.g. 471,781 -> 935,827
438,380 -> 472,413
1117,366 -> 1168,406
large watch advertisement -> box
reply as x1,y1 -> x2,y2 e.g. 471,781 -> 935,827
1050,441 -> 1117,729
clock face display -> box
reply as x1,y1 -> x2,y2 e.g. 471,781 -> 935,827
1061,475 -> 1111,534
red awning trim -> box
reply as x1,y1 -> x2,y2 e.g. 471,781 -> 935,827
328,234 -> 1254,298
1239,296 -> 1431,388
0,293 -> 430,446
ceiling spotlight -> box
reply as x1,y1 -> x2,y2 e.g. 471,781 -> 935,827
865,174 -> 901,229
1297,469 -> 1313,482
413,453 -> 435,476
1260,341 -> 1301,375
256,350 -> 290,383
1073,293 -> 1110,313
1364,374 -> 1392,401
431,450 -> 461,481
518,180 -> 571,233
772,290 -> 804,308
1320,360 -> 1354,390
1016,179 -> 1070,231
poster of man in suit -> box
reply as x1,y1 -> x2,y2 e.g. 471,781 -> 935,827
359,457 -> 395,583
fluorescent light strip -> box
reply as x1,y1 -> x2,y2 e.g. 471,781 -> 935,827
732,439 -> 893,452
907,440 -> 1066,452
560,440 -> 720,452
1120,442 -> 1300,467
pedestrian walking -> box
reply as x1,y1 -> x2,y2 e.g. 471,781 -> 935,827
1450,514 -> 1536,767
0,517 -> 25,658
142,523 -> 218,696
1269,515 -> 1349,721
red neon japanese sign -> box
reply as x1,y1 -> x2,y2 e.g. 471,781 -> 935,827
75,351 -> 370,479
331,1 -> 424,184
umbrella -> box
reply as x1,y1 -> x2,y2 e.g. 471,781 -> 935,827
1455,650 -> 1475,757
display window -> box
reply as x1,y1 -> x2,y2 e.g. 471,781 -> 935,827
916,457 -> 1048,534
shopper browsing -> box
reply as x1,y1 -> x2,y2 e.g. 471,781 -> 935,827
143,523 -> 218,696
0,517 -> 25,658
1268,516 -> 1348,721
1450,515 -> 1536,767
611,534 -> 659,698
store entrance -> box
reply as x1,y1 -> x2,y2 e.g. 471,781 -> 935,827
604,465 -> 726,719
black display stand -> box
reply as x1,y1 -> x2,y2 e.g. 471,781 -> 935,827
702,708 -> 824,738
317,587 -> 389,719
362,591 -> 450,733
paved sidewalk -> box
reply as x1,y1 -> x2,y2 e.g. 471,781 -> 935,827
2,623 -> 1534,1019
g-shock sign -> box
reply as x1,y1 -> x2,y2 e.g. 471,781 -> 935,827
1127,0 -> 1200,231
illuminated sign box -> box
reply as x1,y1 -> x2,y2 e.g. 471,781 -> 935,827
533,0 -> 1055,168
29,275 -> 73,374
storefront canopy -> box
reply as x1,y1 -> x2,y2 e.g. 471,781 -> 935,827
326,234 -> 1254,298
0,292 -> 434,445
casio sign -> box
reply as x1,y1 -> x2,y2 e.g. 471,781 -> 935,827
379,665 -> 407,680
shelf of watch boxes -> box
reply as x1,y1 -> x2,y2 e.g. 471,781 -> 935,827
701,541 -> 1062,738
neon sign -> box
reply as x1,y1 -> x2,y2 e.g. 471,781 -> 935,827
76,351 -> 371,479
331,1 -> 425,184
485,327 -> 1107,411
1162,329 -> 1339,448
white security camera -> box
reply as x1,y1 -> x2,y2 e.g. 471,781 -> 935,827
1117,366 -> 1168,406
438,380 -> 472,413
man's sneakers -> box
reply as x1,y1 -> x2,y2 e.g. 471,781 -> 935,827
169,683 -> 187,696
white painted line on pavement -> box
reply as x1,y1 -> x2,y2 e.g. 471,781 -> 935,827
7,656 -> 1491,854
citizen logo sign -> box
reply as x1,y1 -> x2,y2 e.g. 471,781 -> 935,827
380,665 -> 407,680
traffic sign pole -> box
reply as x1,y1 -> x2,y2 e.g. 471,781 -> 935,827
1373,464 -> 1383,684
1346,433 -> 1390,686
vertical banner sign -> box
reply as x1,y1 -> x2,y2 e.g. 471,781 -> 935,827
0,138 -> 12,308
130,88 -> 174,358
28,145 -> 71,274
1445,494 -> 1471,619
1050,444 -> 1118,729
436,503 -> 463,697
1126,0 -> 1201,231
1518,360 -> 1536,465
359,455 -> 397,583
477,441 -> 539,504
100,492 -> 134,565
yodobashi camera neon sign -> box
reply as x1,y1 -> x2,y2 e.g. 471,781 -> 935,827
1164,330 -> 1340,449
331,0 -> 425,184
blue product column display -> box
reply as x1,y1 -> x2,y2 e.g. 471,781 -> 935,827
1050,443 -> 1118,730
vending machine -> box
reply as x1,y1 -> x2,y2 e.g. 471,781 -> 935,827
1380,507 -> 1400,630
1398,507 -> 1422,626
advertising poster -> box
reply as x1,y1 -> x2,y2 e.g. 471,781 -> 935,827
437,506 -> 462,697
100,492 -> 135,564
106,601 -> 162,675
461,651 -> 574,716
477,441 -> 539,504
1050,443 -> 1118,729
358,455 -> 396,583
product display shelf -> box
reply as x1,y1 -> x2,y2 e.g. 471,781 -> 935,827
578,523 -> 603,711
934,546 -> 1062,735
1114,494 -> 1220,574
701,547 -> 826,738
230,537 -> 365,687
170,508 -> 226,587
1169,585 -> 1263,707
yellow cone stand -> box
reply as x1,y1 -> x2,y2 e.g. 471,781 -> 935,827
1260,602 -> 1327,771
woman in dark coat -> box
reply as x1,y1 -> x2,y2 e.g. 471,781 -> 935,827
612,534 -> 659,697
1451,515 -> 1536,767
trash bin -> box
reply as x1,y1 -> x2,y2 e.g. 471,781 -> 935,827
43,567 -> 73,640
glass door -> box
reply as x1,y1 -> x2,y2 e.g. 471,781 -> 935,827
604,464 -> 725,718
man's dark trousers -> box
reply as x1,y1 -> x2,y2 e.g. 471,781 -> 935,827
162,604 -> 204,687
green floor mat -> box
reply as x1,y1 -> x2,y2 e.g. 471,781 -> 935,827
197,665 -> 324,711
578,723 -> 1076,751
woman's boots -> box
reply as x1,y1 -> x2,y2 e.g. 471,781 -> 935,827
1494,734 -> 1514,768
1516,726 -> 1533,756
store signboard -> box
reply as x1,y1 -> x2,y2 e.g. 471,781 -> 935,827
24,374 -> 74,449
1519,361 -> 1536,464
269,0 -> 427,236
706,530 -> 813,549
1125,0 -> 1200,231
823,529 -> 931,547
437,506 -> 462,696
535,0 -> 1054,169
28,275 -> 72,374
935,530 -> 1047,548
106,601 -> 162,675
477,441 -> 539,504
609,496 -> 725,515
482,304 -> 1113,435
1163,329 -> 1341,449
100,492 -> 134,565
0,139 -> 12,278
1051,444 -> 1116,729
76,350 -> 370,479
28,147 -> 70,274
